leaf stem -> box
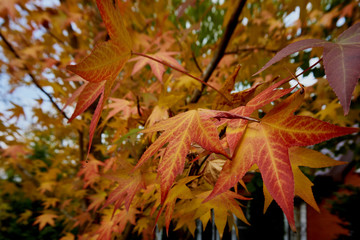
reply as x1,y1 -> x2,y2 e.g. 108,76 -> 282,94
131,51 -> 232,103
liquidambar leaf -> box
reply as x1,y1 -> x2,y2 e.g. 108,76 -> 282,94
131,51 -> 185,83
96,0 -> 132,49
134,109 -> 228,202
66,0 -> 133,156
66,41 -> 130,83
208,77 -> 294,155
207,90 -> 358,230
263,147 -> 345,213
254,23 -> 360,115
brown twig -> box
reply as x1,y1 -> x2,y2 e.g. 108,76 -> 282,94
189,0 -> 247,103
224,46 -> 278,55
191,51 -> 203,74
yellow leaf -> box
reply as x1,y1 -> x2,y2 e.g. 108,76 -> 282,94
33,213 -> 58,230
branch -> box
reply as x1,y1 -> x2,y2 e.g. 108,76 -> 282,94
189,0 -> 247,103
224,46 -> 278,55
0,30 -> 69,120
0,31 -> 86,161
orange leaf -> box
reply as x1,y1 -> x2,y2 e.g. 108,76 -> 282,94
207,90 -> 358,230
102,168 -> 145,212
104,97 -> 138,121
77,156 -> 104,188
134,109 -> 228,202
66,41 -> 130,83
131,51 -> 184,82
33,213 -> 58,230
88,191 -> 107,212
174,190 -> 250,238
96,0 -> 132,49
155,176 -> 197,234
66,0 -> 133,156
263,147 -> 346,213
67,81 -> 105,122
211,78 -> 294,155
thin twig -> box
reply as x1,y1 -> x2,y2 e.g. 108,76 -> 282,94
131,51 -> 232,104
0,31 -> 70,120
224,46 -> 278,54
191,51 -> 203,74
189,0 -> 247,103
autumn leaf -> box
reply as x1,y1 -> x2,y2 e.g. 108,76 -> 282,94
77,156 -> 104,188
66,0 -> 132,156
87,191 -> 107,212
206,77 -> 294,155
67,81 -> 105,122
7,101 -> 25,121
131,51 -> 185,83
96,207 -> 139,240
59,233 -> 75,240
263,147 -> 346,213
134,109 -> 229,202
174,190 -> 250,238
254,23 -> 360,115
16,210 -> 32,224
33,212 -> 58,230
155,176 -> 197,234
104,97 -> 138,121
97,0 -> 132,49
66,41 -> 130,83
102,168 -> 145,212
206,90 -> 358,229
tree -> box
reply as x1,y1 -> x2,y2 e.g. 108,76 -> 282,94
0,0 -> 359,239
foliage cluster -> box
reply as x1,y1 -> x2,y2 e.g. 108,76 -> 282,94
0,0 -> 359,239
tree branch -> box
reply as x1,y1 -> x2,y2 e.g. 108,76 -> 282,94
1,31 -> 86,161
189,0 -> 247,103
224,46 -> 278,55
0,30 -> 69,120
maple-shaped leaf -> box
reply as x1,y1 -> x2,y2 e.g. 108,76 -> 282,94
131,51 -> 185,83
77,156 -> 104,188
104,97 -> 138,121
66,41 -> 130,83
61,80 -> 87,112
87,191 -> 107,212
7,101 -> 25,121
102,168 -> 145,212
134,109 -> 229,202
174,190 -> 250,238
155,176 -> 197,234
206,90 -> 358,229
66,0 -> 132,156
254,23 -> 360,115
33,213 -> 58,230
96,207 -> 139,240
96,0 -> 132,49
204,77 -> 294,155
263,147 -> 345,213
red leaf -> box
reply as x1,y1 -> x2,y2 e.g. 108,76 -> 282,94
206,90 -> 358,230
131,51 -> 184,83
134,110 -> 228,202
253,23 -> 360,115
68,81 -> 105,122
66,41 -> 130,83
96,0 -> 132,49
